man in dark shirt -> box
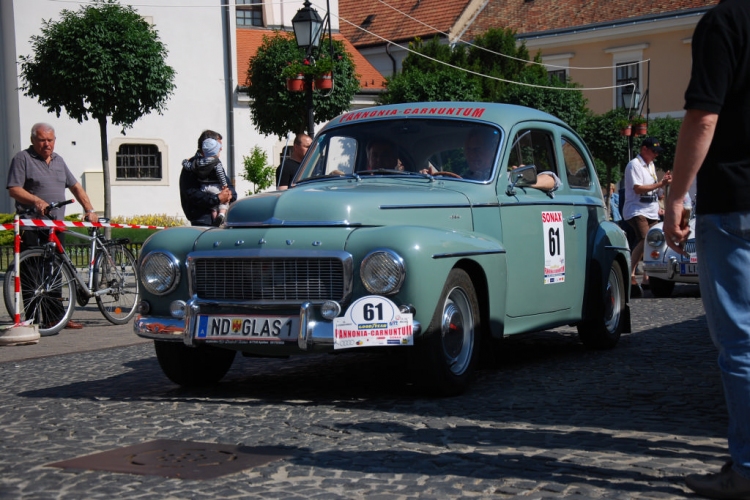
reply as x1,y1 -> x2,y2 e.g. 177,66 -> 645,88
664,1 -> 750,496
179,130 -> 237,226
276,133 -> 311,190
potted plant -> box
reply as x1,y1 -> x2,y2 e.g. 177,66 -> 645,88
631,116 -> 647,136
313,57 -> 334,90
616,118 -> 632,137
281,60 -> 308,92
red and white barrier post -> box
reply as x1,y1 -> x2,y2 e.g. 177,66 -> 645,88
0,214 -> 40,345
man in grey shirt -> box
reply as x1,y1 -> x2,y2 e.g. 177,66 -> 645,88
6,122 -> 100,329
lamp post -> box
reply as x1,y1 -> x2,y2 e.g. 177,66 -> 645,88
292,0 -> 324,137
622,86 -> 641,161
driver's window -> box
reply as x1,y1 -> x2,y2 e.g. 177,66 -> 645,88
507,129 -> 558,176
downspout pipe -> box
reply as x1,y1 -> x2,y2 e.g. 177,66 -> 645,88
222,0 -> 236,181
385,42 -> 397,76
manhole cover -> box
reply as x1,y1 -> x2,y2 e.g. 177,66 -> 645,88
47,439 -> 293,479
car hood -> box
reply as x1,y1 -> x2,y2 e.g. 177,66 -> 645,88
225,181 -> 475,229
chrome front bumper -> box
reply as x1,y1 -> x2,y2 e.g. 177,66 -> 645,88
134,299 -> 422,350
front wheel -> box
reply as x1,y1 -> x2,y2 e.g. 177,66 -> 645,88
154,341 -> 236,387
412,268 -> 481,397
94,245 -> 140,324
3,248 -> 76,336
578,260 -> 625,349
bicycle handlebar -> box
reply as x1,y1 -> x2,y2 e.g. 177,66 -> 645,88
17,199 -> 75,218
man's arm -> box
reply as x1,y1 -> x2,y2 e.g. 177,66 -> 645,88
664,109 -> 718,253
8,186 -> 48,214
68,182 -> 99,222
533,172 -> 560,192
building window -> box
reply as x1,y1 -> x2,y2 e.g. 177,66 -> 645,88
237,0 -> 263,27
548,69 -> 567,83
616,62 -> 639,109
116,144 -> 162,180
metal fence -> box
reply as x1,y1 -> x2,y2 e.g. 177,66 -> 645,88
0,243 -> 143,270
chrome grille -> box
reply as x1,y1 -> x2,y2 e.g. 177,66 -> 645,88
684,239 -> 696,255
193,257 -> 346,302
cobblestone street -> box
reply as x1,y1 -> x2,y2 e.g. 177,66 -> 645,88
0,284 -> 724,498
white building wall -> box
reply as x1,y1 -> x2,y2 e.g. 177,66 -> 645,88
4,0 -> 229,220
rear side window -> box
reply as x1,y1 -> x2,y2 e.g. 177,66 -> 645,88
561,137 -> 591,189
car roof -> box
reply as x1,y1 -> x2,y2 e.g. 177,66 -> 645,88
324,102 -> 568,133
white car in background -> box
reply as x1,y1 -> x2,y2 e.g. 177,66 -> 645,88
643,216 -> 698,297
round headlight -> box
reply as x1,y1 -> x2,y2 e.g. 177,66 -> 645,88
360,250 -> 405,295
140,251 -> 181,295
646,228 -> 665,248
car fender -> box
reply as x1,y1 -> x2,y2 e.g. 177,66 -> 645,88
139,226 -> 209,310
586,219 -> 631,332
345,225 -> 507,338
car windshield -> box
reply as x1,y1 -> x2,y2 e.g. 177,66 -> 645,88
294,119 -> 503,184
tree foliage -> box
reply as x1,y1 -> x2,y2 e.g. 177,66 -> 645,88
241,146 -> 276,195
579,107 -> 630,188
648,116 -> 683,171
245,32 -> 359,138
20,0 -> 175,129
19,0 -> 176,218
379,29 -> 589,136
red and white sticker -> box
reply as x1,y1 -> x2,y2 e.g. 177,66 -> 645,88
333,296 -> 413,350
542,211 -> 566,284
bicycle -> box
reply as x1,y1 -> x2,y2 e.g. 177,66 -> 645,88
4,200 -> 140,336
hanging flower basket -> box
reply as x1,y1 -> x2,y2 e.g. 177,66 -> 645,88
620,125 -> 632,137
286,75 -> 305,92
314,72 -> 333,90
634,124 -> 647,136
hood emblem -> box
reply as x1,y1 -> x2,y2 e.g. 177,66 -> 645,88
258,238 -> 267,245
235,240 -> 245,246
312,241 -> 322,246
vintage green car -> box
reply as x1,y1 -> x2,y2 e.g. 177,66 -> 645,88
135,102 -> 631,396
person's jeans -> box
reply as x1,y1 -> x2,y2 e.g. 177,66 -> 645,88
697,212 -> 750,478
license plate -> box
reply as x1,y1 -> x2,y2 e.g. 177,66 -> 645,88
680,263 -> 698,276
195,315 -> 298,342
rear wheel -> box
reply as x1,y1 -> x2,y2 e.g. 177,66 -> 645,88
649,277 -> 675,298
94,245 -> 140,324
578,260 -> 625,349
154,340 -> 236,387
413,268 -> 480,397
3,248 -> 76,336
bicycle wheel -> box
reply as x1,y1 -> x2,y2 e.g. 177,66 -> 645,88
93,244 -> 140,324
3,248 -> 76,336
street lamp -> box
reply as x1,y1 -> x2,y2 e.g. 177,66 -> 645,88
292,1 -> 324,53
621,87 -> 641,114
292,1 -> 325,137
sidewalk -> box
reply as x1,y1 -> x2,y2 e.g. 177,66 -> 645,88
0,301 -> 149,364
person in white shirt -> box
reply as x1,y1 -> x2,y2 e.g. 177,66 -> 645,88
623,137 -> 671,296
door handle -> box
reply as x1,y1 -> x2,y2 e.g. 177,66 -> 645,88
567,214 -> 582,224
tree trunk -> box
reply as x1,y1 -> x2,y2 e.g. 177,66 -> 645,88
98,116 -> 112,239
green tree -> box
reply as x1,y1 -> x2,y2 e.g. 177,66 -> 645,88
240,146 -> 276,195
579,107 -> 630,189
379,29 -> 589,136
19,0 -> 175,219
648,116 -> 683,171
245,32 -> 359,138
